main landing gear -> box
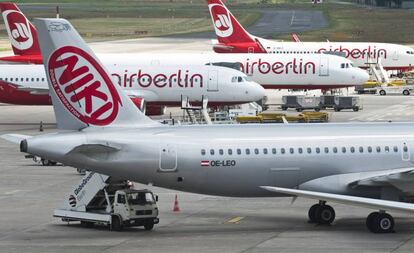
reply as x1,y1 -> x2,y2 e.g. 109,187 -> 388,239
308,202 -> 395,233
308,201 -> 335,225
366,211 -> 394,233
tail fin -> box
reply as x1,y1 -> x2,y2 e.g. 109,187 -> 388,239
33,18 -> 155,130
207,0 -> 255,44
0,2 -> 40,56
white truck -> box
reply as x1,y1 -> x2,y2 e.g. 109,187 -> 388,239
54,172 -> 159,231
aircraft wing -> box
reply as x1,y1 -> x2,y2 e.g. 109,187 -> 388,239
260,186 -> 414,214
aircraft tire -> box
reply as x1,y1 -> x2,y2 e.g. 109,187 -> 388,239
403,90 -> 410,96
315,205 -> 335,225
308,204 -> 320,223
370,213 -> 394,233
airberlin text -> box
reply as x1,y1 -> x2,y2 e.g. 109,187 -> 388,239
240,58 -> 316,75
112,69 -> 204,89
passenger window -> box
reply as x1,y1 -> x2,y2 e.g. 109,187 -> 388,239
298,148 -> 303,154
290,148 -> 294,154
228,149 -> 232,155
307,147 -> 311,154
237,149 -> 241,155
342,147 -> 346,153
31,78 -> 34,81
201,149 -> 206,156
359,147 -> 364,153
376,146 -> 381,152
350,147 -> 355,153
393,146 -> 398,152
42,78 -> 45,81
10,78 -> 13,81
20,78 -> 23,81
333,147 -> 338,153
281,148 -> 285,154
403,146 -> 408,152
36,78 -> 39,81
26,78 -> 29,81
272,148 -> 276,154
263,148 -> 268,155
210,149 -> 214,155
219,149 -> 224,155
368,146 -> 372,153
315,147 -> 320,154
324,147 -> 329,153
254,148 -> 259,155
246,149 -> 250,155
385,146 -> 390,152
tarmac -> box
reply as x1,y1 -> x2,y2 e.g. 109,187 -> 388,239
0,38 -> 414,252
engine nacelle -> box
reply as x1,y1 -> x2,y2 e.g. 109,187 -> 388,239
146,105 -> 166,116
129,97 -> 146,114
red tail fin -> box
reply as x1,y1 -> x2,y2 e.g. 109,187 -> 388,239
207,0 -> 255,44
0,2 -> 40,56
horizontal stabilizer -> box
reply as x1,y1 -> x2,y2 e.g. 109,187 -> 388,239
261,186 -> 414,214
0,134 -> 32,144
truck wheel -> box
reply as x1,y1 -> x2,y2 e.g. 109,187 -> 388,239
334,107 -> 340,112
403,90 -> 410,96
144,219 -> 154,231
353,107 -> 359,112
111,216 -> 123,231
315,108 -> 321,112
281,106 -> 287,111
379,90 -> 386,96
296,108 -> 303,112
41,159 -> 50,166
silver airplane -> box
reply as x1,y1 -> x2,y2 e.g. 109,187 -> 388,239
3,18 -> 414,234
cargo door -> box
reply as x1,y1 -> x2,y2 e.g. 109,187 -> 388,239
208,70 -> 219,92
268,168 -> 300,188
159,144 -> 177,172
319,56 -> 329,76
393,50 -> 399,61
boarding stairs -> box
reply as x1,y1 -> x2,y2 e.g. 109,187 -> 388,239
181,95 -> 212,124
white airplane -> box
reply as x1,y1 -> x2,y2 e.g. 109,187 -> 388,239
3,18 -> 414,234
0,64 -> 265,115
0,2 -> 369,92
207,0 -> 414,72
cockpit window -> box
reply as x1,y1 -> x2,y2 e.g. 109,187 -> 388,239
231,76 -> 237,83
341,63 -> 345,68
238,76 -> 243,82
406,51 -> 414,55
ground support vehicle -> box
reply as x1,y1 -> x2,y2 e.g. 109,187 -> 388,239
377,85 -> 414,96
333,96 -> 361,112
54,172 -> 159,231
281,96 -> 322,112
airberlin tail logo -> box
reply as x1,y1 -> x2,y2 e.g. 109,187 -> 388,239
48,46 -> 122,126
209,3 -> 233,38
2,10 -> 33,50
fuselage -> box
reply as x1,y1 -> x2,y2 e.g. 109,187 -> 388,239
244,38 -> 414,71
0,64 -> 264,106
25,122 -> 414,199
99,52 -> 369,89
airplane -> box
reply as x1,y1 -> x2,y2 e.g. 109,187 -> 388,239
0,64 -> 265,115
3,18 -> 414,234
0,2 -> 369,91
207,0 -> 414,72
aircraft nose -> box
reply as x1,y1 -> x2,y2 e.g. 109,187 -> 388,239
246,81 -> 265,101
356,68 -> 369,84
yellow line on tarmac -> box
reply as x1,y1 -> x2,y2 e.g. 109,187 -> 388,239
226,216 -> 244,224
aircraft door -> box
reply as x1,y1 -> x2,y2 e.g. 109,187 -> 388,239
402,142 -> 410,161
159,144 -> 177,172
207,70 -> 219,92
393,51 -> 399,61
319,56 -> 329,76
268,168 -> 300,188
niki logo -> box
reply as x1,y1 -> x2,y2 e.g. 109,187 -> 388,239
209,3 -> 233,37
48,46 -> 122,125
2,10 -> 33,50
